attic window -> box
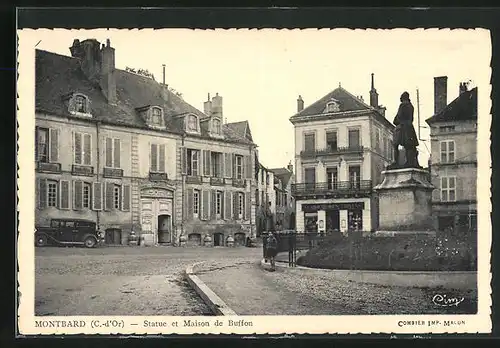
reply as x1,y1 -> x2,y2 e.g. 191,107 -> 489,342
213,118 -> 222,135
151,107 -> 163,126
186,114 -> 199,132
326,100 -> 340,113
69,93 -> 91,116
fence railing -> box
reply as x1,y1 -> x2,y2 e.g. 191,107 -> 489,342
291,180 -> 372,196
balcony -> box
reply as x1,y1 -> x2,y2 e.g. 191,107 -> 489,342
300,145 -> 364,158
186,175 -> 202,184
149,172 -> 168,181
72,164 -> 94,177
210,177 -> 225,186
36,161 -> 61,173
292,180 -> 372,199
104,167 -> 124,178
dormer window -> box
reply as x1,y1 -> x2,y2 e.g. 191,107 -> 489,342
68,93 -> 91,117
213,118 -> 222,135
326,99 -> 340,113
187,114 -> 199,132
151,107 -> 163,126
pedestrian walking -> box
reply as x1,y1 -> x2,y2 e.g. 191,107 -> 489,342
265,232 -> 278,271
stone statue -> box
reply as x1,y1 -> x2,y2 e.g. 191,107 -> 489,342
388,91 -> 421,169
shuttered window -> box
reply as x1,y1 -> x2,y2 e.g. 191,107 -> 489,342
224,153 -> 232,178
73,180 -> 83,210
150,143 -> 166,173
326,131 -> 337,150
224,191 -> 232,220
59,180 -> 70,210
201,190 -> 209,220
203,150 -> 211,176
211,190 -> 217,220
244,192 -> 251,221
74,132 -> 92,165
181,147 -> 187,175
121,185 -> 131,211
235,155 -> 243,179
36,128 -> 59,163
304,133 -> 315,152
190,189 -> 197,219
92,182 -> 103,210
105,138 -> 121,168
245,155 -> 252,179
348,129 -> 360,148
105,182 -> 114,211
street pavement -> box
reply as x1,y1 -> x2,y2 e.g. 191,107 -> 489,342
35,245 -> 262,316
196,259 -> 478,315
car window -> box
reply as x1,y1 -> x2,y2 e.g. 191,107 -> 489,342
50,220 -> 60,228
65,221 -> 75,228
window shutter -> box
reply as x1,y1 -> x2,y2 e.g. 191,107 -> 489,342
245,192 -> 251,221
224,153 -> 232,178
245,155 -> 252,179
186,188 -> 194,221
59,180 -> 70,210
150,143 -> 158,172
232,154 -> 237,179
73,180 -> 83,210
221,153 -> 226,179
83,134 -> 91,165
113,138 -> 121,168
201,190 -> 209,220
34,127 -> 39,162
49,128 -> 59,162
452,177 -> 459,201
105,138 -> 113,167
121,185 -> 131,211
181,147 -> 187,175
224,191 -> 231,220
211,190 -> 216,220
38,178 -> 47,209
105,182 -> 114,211
92,182 -> 103,211
159,144 -> 166,173
233,192 -> 239,220
74,132 -> 82,164
205,150 -> 212,176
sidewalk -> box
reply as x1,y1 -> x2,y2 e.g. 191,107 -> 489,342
194,258 -> 478,315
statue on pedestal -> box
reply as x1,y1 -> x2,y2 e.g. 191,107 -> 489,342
387,91 -> 421,169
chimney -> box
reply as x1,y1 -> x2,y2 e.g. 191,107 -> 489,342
434,76 -> 448,115
287,161 -> 293,173
459,82 -> 468,95
203,93 -> 212,116
369,73 -> 379,107
100,39 -> 117,105
297,95 -> 304,112
162,64 -> 166,85
211,93 -> 223,119
70,38 -> 102,82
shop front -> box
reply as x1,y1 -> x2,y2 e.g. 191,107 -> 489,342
301,201 -> 367,234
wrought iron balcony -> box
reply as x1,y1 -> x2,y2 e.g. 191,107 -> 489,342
37,161 -> 61,173
292,180 -> 372,197
300,145 -> 364,158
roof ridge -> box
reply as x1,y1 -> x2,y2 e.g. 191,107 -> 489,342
36,49 -> 78,61
338,85 -> 374,110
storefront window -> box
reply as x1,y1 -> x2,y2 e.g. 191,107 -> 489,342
348,210 -> 363,231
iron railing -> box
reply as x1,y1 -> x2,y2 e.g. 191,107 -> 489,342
300,145 -> 364,158
291,180 -> 372,196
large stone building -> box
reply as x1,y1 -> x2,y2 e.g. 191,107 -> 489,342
425,77 -> 478,233
35,38 -> 256,246
289,75 -> 394,234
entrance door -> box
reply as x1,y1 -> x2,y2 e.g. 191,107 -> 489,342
213,233 -> 224,246
141,198 -> 173,244
158,215 -> 171,243
326,210 -> 340,232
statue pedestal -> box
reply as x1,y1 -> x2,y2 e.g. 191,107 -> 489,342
374,168 -> 435,236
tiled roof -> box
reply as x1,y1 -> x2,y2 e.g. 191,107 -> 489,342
35,49 -> 253,145
290,86 -> 372,119
226,120 -> 253,141
425,87 -> 478,124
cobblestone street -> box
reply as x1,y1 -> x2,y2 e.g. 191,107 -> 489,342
35,246 -> 262,316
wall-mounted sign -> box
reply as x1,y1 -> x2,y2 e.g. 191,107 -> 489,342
318,220 -> 324,229
302,202 -> 364,212
341,219 -> 346,229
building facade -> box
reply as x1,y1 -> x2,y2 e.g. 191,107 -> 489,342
35,38 -> 256,246
269,164 -> 296,230
425,77 -> 478,233
290,75 -> 394,234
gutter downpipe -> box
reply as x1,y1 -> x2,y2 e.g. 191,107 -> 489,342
181,132 -> 186,245
96,121 -> 101,231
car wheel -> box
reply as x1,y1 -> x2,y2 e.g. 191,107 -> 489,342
35,234 -> 47,247
84,237 -> 97,248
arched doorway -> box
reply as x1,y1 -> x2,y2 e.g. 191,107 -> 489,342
213,233 -> 224,247
140,186 -> 174,244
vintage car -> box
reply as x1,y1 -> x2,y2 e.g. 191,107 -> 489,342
35,218 -> 104,248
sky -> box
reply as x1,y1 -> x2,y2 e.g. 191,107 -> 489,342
32,29 -> 491,169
